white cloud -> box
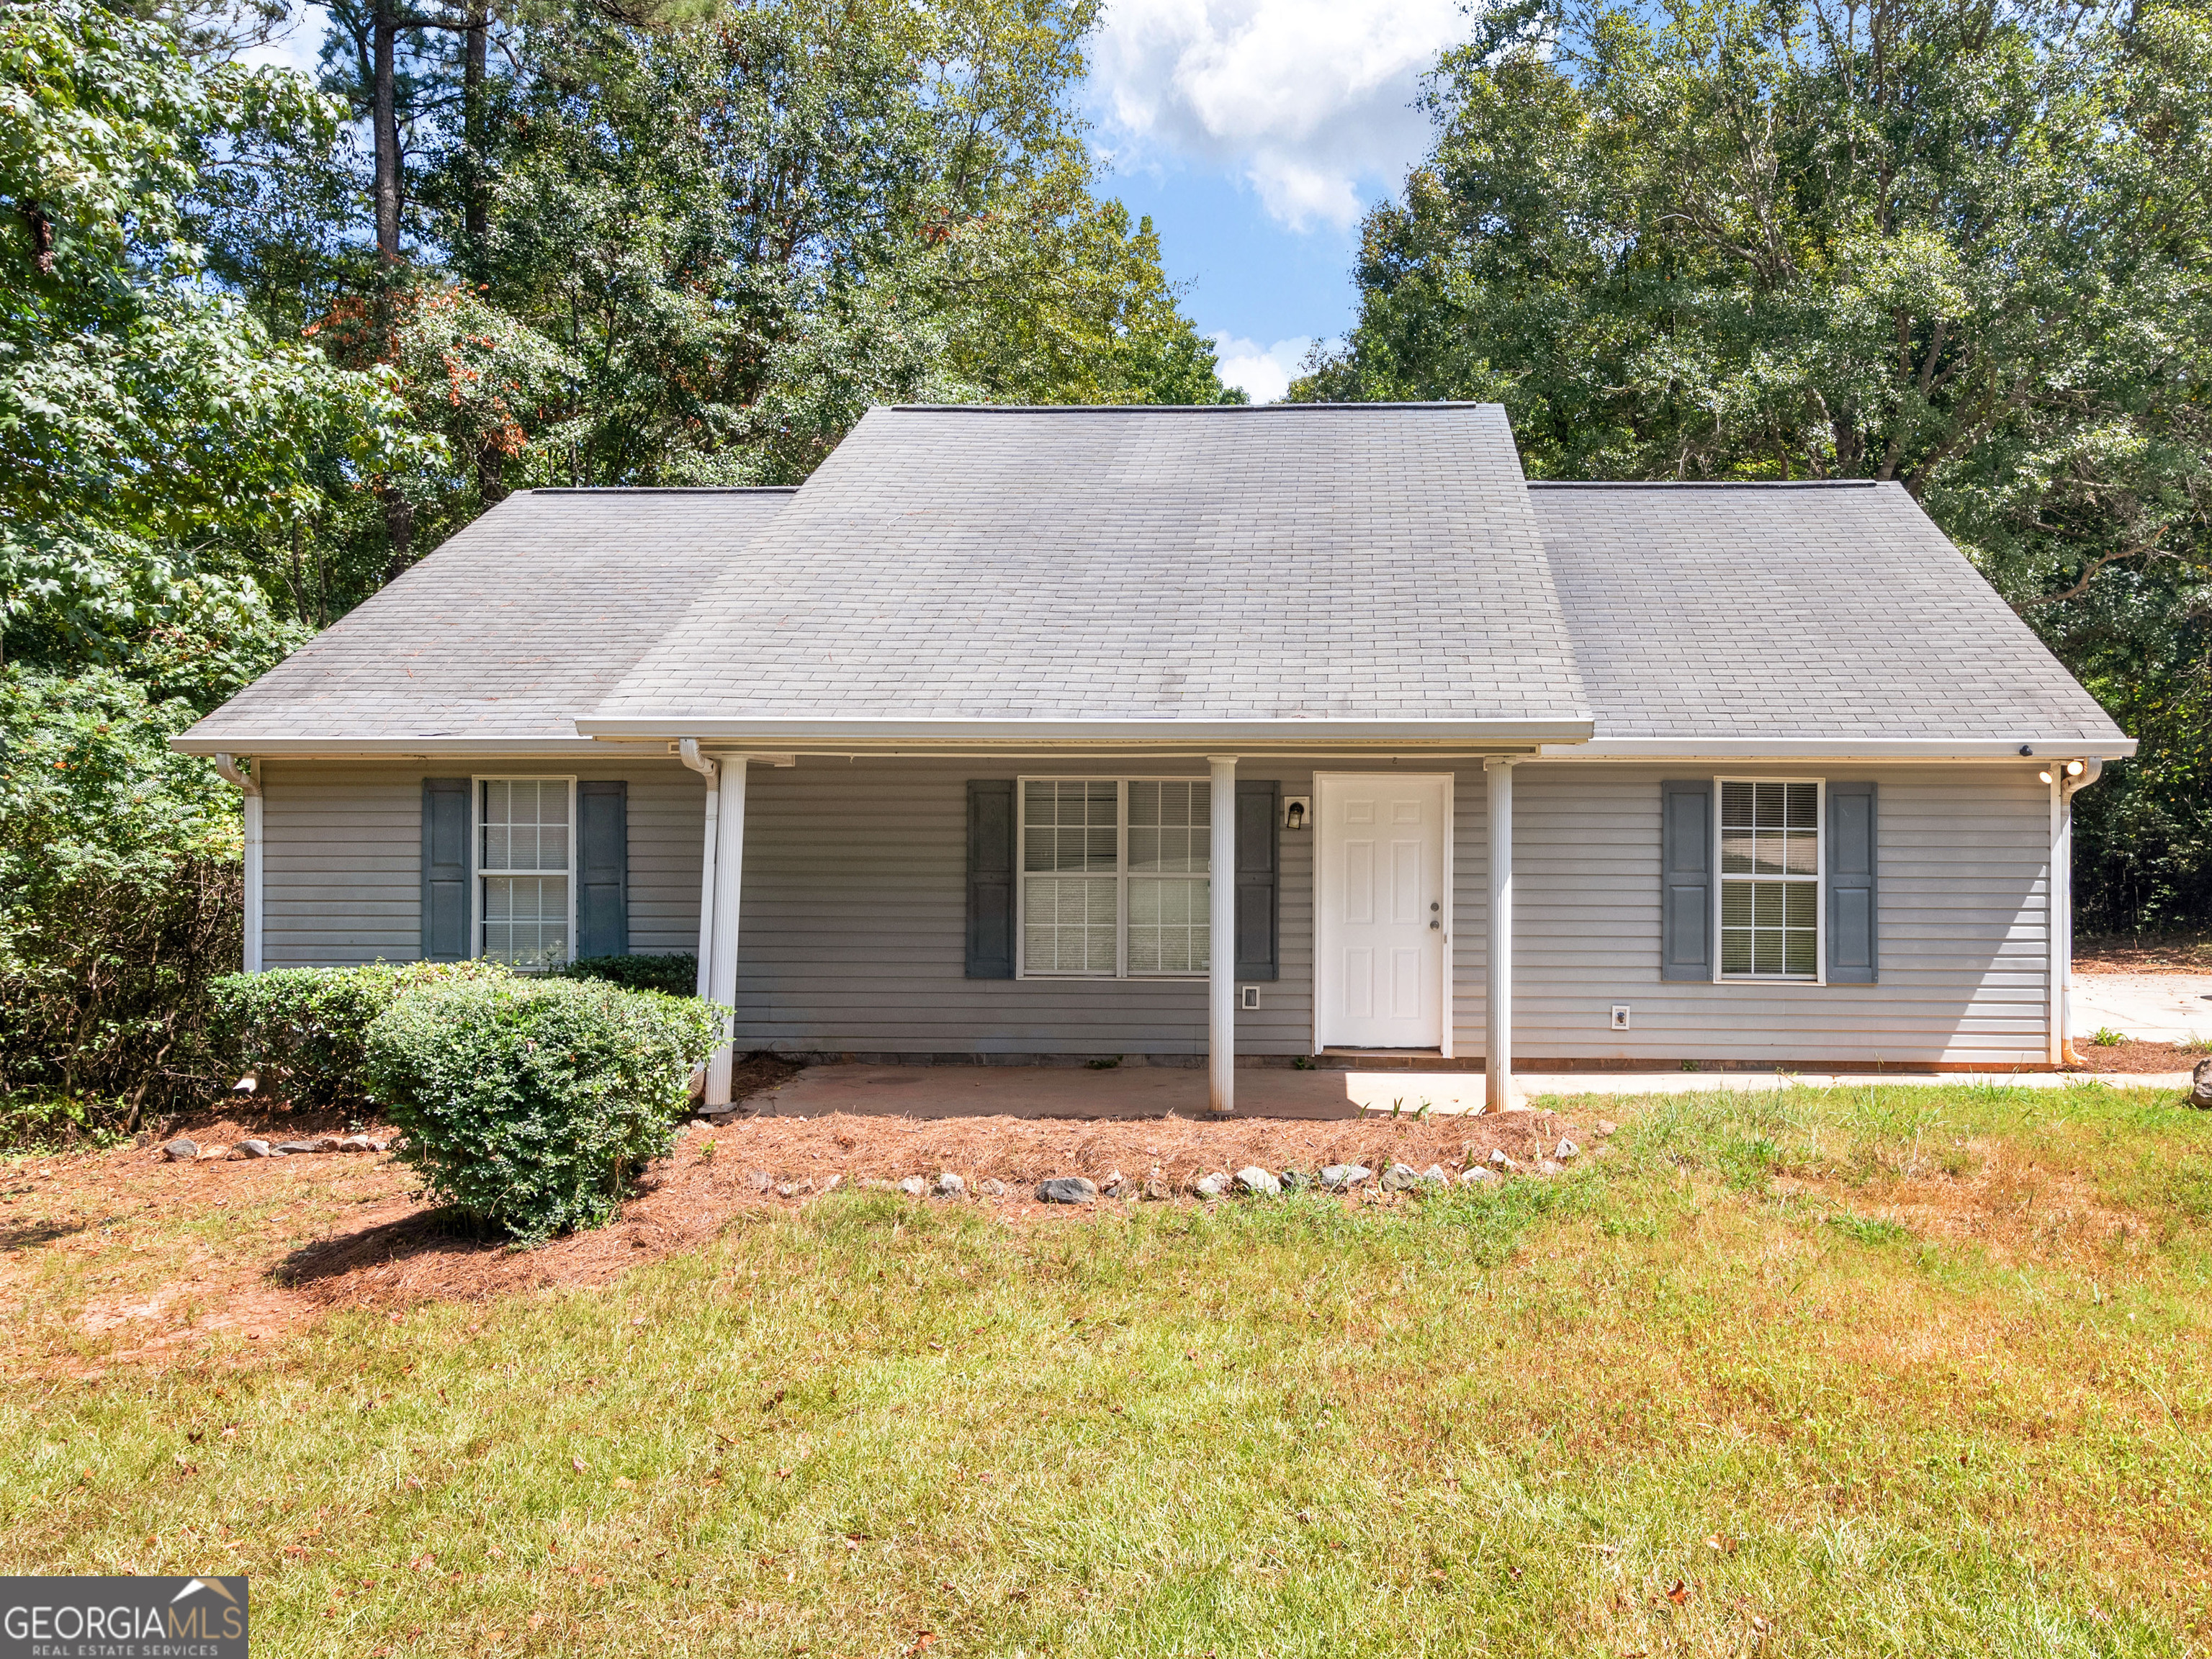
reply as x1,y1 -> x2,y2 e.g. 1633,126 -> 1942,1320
233,4 -> 329,76
1213,334 -> 1318,403
1091,0 -> 1465,231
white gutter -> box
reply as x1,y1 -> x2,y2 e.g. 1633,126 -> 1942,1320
1542,737 -> 2136,761
210,753 -> 263,974
677,740 -> 719,1000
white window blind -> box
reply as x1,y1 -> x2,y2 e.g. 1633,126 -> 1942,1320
480,778 -> 572,968
1019,778 -> 1211,978
1719,780 -> 1819,978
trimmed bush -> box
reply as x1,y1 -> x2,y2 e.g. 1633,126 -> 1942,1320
362,977 -> 722,1242
210,961 -> 513,1108
560,952 -> 698,997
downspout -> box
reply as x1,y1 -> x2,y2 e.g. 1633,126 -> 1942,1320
212,754 -> 262,974
2056,757 -> 2103,1067
678,740 -> 719,999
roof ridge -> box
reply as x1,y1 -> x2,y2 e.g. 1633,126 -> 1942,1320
1527,479 -> 1882,490
523,486 -> 801,495
882,402 -> 1501,413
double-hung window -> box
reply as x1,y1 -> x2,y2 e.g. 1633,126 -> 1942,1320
1019,778 -> 1210,978
1718,779 -> 1820,979
477,777 -> 574,968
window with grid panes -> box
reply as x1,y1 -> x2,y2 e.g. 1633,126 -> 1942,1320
1719,780 -> 1820,978
1020,778 -> 1210,977
480,778 -> 572,967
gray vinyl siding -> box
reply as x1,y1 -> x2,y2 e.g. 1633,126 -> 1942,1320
1457,765 -> 2051,1067
256,753 -> 2052,1066
261,757 -> 703,968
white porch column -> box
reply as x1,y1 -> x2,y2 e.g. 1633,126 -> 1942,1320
1485,758 -> 1516,1110
2047,771 -> 2064,1068
706,756 -> 747,1105
1209,755 -> 1238,1115
214,754 -> 263,973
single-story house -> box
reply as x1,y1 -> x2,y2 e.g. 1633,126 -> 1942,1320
175,403 -> 2133,1110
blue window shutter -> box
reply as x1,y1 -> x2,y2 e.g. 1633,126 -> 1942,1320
967,781 -> 1015,979
421,778 -> 470,961
577,780 -> 629,960
1827,781 -> 1878,984
1660,780 -> 1712,981
1235,779 -> 1280,981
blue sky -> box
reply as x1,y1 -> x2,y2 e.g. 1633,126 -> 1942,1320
1081,0 -> 1467,398
243,0 -> 1467,402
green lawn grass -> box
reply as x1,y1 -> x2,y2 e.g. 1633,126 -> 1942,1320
5,1082 -> 2211,1656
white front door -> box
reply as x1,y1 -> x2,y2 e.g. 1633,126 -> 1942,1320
1316,774 -> 1450,1049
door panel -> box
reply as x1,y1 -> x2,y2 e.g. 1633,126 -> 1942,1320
1317,775 -> 1448,1048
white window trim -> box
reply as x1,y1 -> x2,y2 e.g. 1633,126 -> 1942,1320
1014,774 -> 1214,981
470,774 -> 578,968
1712,775 -> 1825,985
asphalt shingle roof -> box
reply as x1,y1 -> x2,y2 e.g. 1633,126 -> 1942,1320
1532,481 -> 2125,742
181,488 -> 794,744
590,403 -> 1590,726
176,405 -> 2128,752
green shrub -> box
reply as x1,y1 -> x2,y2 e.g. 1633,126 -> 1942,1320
210,961 -> 513,1108
560,952 -> 698,997
362,977 -> 722,1242
0,668 -> 245,1122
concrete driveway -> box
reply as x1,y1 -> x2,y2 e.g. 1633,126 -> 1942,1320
2072,971 -> 2212,1044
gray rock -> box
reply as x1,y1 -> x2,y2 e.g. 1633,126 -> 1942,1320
898,1176 -> 927,1198
1193,1172 -> 1230,1199
1537,1159 -> 1565,1177
979,1178 -> 1007,1198
1554,1138 -> 1581,1161
934,1172 -> 966,1198
1318,1163 -> 1371,1192
234,1139 -> 272,1159
748,1169 -> 775,1192
1596,1119 -> 1619,1138
1419,1164 -> 1448,1186
335,1134 -> 378,1153
274,1140 -> 323,1156
1100,1169 -> 1130,1197
162,1138 -> 199,1161
1380,1161 -> 1423,1192
1036,1177 -> 1098,1205
2193,1058 -> 2212,1108
1143,1170 -> 1172,1201
1279,1168 -> 1310,1192
196,1145 -> 230,1161
1234,1166 -> 1281,1197
1487,1148 -> 1518,1173
1457,1166 -> 1500,1187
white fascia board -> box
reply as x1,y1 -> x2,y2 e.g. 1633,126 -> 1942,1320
1539,736 -> 2138,761
572,716 -> 1599,748
168,734 -> 638,757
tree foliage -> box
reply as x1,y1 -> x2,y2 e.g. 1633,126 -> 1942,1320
1297,0 -> 2212,927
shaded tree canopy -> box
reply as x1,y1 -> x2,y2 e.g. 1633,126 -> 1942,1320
1296,0 -> 2212,929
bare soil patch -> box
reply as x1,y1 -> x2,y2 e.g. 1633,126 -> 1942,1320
0,1098 -> 1598,1374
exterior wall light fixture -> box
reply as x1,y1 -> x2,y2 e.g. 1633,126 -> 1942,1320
1284,796 -> 1310,831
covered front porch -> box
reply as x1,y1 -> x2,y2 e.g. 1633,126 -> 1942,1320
676,745 -> 1534,1116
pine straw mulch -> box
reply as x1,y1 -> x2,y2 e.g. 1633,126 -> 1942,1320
1,1093 -> 1604,1375
2064,1040 -> 2206,1074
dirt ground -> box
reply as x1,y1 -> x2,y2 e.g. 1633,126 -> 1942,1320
2075,932 -> 2212,974
0,1089 -> 1602,1376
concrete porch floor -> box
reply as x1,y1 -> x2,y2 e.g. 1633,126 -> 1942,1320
739,1063 -> 2195,1119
